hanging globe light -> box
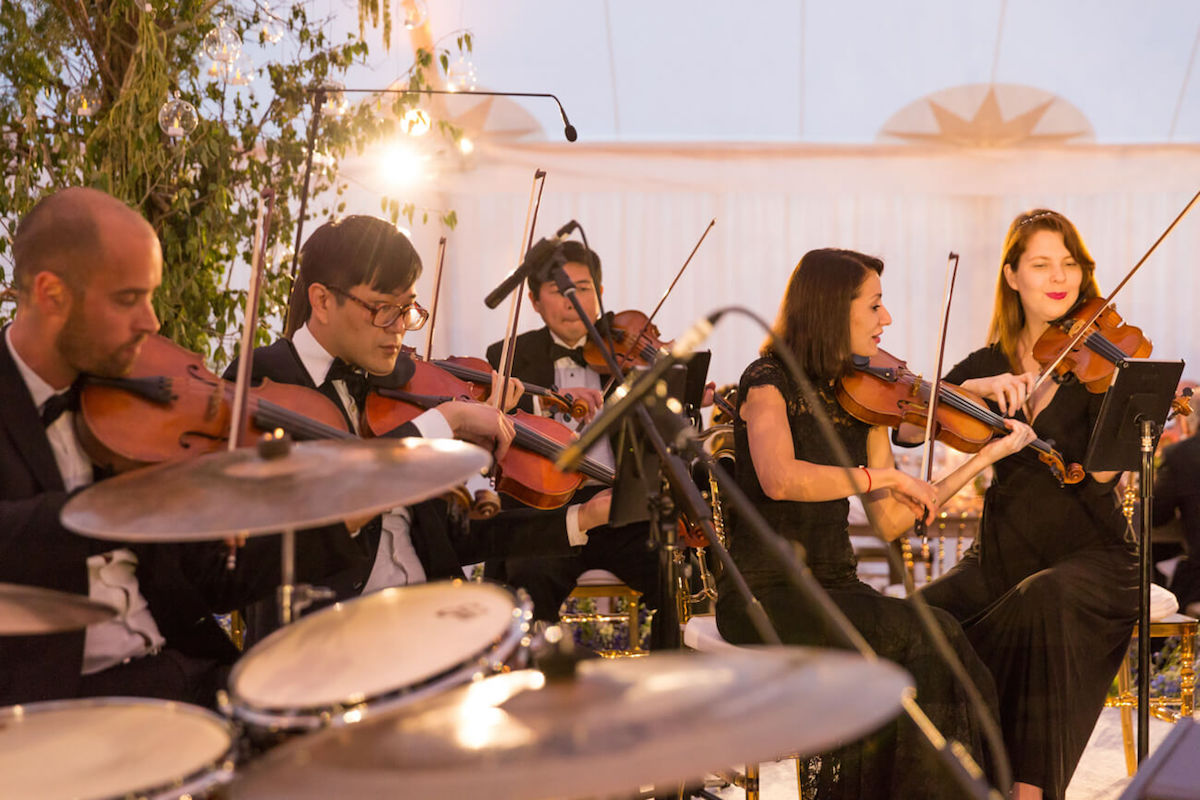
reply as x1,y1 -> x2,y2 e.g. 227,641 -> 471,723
203,18 -> 241,64
402,0 -> 428,30
259,6 -> 285,44
224,54 -> 255,86
402,108 -> 431,136
446,56 -> 477,93
66,85 -> 101,117
320,81 -> 348,117
158,93 -> 199,138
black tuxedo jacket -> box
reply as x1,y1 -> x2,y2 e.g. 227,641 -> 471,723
228,338 -> 576,585
0,330 -> 291,705
486,327 -> 558,414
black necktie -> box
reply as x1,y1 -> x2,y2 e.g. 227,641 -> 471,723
550,344 -> 588,368
41,381 -> 82,427
323,358 -> 369,406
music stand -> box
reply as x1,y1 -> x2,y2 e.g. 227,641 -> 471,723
610,363 -> 691,528
1083,358 -> 1184,766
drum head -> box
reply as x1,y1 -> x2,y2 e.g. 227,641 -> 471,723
0,698 -> 234,800
229,581 -> 526,721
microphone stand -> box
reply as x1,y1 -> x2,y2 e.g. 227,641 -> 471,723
550,263 -> 690,650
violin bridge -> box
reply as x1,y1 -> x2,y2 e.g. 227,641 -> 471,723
206,389 -> 221,421
909,376 -> 923,398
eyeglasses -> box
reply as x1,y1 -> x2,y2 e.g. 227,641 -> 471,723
325,285 -> 429,330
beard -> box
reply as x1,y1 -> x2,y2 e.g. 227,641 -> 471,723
57,307 -> 143,378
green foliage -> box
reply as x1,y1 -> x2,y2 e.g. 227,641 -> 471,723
0,1 -> 464,366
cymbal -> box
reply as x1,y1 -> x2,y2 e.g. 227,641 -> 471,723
61,438 -> 491,542
230,647 -> 912,800
0,583 -> 116,635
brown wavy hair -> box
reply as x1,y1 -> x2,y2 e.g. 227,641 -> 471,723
763,248 -> 884,380
988,209 -> 1100,371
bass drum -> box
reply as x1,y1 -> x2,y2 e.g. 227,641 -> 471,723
224,579 -> 533,735
0,697 -> 236,800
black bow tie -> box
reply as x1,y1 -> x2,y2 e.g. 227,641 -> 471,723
41,381 -> 82,427
323,358 -> 369,403
550,344 -> 588,368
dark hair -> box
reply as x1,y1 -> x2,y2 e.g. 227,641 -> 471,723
764,248 -> 884,380
285,215 -> 423,336
988,208 -> 1100,372
13,187 -> 113,295
526,240 -> 602,297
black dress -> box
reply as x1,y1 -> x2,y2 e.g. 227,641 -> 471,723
715,355 -> 1000,800
919,344 -> 1138,799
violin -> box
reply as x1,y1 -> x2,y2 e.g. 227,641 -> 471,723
583,310 -> 668,375
837,349 -> 1085,485
76,335 -> 352,473
429,355 -> 590,419
362,354 -> 615,511
1031,297 -> 1153,393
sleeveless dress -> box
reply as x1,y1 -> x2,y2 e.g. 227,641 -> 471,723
715,355 -> 1000,799
918,344 -> 1138,799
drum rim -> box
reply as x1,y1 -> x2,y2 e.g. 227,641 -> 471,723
0,695 -> 237,800
225,579 -> 533,731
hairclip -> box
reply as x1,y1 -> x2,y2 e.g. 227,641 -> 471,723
1017,211 -> 1058,228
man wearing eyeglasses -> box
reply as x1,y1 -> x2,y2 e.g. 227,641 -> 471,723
228,215 -> 611,643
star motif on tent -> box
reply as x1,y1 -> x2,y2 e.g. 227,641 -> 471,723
881,85 -> 1092,147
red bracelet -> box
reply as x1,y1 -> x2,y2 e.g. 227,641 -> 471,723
861,466 -> 872,493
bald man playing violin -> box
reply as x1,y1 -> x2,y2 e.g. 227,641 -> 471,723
0,187 -> 306,707
228,215 -> 611,644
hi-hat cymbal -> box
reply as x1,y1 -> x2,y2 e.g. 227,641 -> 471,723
0,583 -> 116,635
61,438 -> 490,542
230,647 -> 912,800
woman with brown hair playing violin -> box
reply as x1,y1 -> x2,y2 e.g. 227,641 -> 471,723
912,210 -> 1139,800
716,248 -> 1033,799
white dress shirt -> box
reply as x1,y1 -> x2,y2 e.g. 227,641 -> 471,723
5,327 -> 165,675
550,331 -> 616,472
292,325 -> 444,590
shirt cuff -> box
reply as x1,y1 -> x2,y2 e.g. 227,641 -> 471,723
566,504 -> 589,546
412,408 -> 454,440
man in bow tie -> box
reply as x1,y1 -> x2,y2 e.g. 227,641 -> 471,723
0,187 -> 297,707
485,240 -> 666,648
229,216 -> 612,644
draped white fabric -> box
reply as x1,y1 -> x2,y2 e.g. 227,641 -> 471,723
344,142 -> 1200,390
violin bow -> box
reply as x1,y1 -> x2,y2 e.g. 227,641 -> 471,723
422,236 -> 448,361
228,188 -> 277,450
626,218 -> 716,363
919,251 -> 960,483
493,169 -> 548,410
1028,187 -> 1200,396
224,187 -> 276,568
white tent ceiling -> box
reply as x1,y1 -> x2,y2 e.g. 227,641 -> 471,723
317,1 -> 1200,388
328,0 -> 1200,145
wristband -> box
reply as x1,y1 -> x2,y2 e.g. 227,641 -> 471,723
861,466 -> 872,493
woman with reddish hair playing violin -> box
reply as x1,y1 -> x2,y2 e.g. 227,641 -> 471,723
913,210 -> 1139,800
716,248 -> 1034,799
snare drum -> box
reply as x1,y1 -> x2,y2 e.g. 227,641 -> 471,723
224,579 -> 532,733
0,697 -> 236,800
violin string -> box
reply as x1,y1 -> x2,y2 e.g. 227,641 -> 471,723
510,424 -> 613,483
932,383 -> 1054,455
253,399 -> 355,440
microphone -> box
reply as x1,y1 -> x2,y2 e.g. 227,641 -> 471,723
555,310 -> 721,471
304,87 -> 580,142
559,109 -> 578,142
483,221 -> 579,309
